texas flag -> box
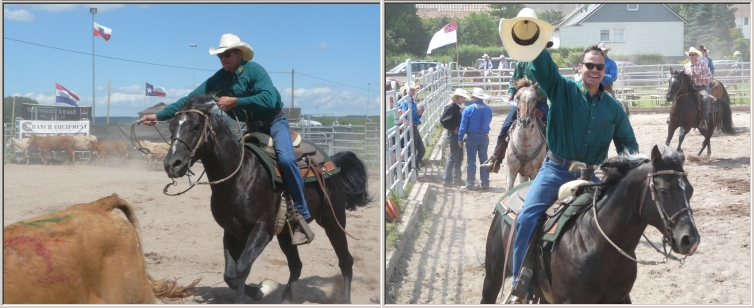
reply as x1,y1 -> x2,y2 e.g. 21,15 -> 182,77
145,83 -> 167,97
93,22 -> 112,41
55,83 -> 80,107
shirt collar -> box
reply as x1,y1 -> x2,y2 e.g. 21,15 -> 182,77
579,81 -> 606,101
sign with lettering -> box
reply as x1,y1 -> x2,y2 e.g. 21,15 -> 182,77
19,104 -> 91,121
18,120 -> 90,138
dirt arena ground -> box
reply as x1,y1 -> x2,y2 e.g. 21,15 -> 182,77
387,110 -> 751,304
3,155 -> 381,304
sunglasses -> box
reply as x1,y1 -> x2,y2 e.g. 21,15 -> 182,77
216,49 -> 237,59
689,54 -> 698,57
581,62 -> 605,71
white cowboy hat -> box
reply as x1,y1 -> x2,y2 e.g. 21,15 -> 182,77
685,47 -> 702,57
400,81 -> 420,93
483,54 -> 490,58
598,43 -> 611,52
499,8 -> 556,62
470,87 -> 490,100
450,88 -> 471,100
209,33 -> 254,61
734,50 -> 741,56
499,54 -> 506,58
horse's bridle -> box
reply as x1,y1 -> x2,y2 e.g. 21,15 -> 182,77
510,93 -> 546,162
164,107 -> 245,194
592,167 -> 689,265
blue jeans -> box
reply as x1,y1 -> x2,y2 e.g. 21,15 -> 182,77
261,113 -> 310,220
464,133 -> 490,188
443,132 -> 464,185
511,151 -> 599,287
495,99 -> 550,150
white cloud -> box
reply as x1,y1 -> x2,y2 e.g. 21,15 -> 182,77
4,9 -> 34,21
278,52 -> 289,57
318,42 -> 328,50
29,4 -> 79,12
279,86 -> 374,116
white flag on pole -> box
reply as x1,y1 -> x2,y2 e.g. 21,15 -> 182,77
427,20 -> 457,54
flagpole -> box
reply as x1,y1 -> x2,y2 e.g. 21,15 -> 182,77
91,8 -> 97,124
54,84 -> 58,121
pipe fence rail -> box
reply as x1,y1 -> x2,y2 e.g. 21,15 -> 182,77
386,59 -> 750,200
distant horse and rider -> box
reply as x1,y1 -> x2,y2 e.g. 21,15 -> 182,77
665,69 -> 735,157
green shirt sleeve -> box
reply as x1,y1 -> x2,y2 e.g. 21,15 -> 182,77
233,61 -> 280,113
508,62 -> 525,97
155,77 -> 213,121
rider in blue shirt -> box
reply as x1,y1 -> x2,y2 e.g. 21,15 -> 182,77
398,83 -> 426,171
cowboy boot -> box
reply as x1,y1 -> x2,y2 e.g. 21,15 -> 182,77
292,213 -> 315,246
481,135 -> 508,173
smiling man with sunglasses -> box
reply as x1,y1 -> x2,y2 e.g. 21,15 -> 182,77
501,9 -> 638,304
140,33 -> 316,246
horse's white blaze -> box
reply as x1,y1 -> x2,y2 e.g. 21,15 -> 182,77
171,113 -> 187,153
678,177 -> 698,230
258,279 -> 281,297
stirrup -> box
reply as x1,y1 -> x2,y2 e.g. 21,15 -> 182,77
481,156 -> 498,173
291,213 -> 315,245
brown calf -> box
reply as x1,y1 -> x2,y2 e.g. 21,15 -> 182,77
3,194 -> 200,304
27,134 -> 75,165
87,140 -> 129,166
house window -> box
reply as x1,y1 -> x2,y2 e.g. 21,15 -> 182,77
627,4 -> 638,11
600,30 -> 610,42
614,29 -> 625,42
745,17 -> 749,25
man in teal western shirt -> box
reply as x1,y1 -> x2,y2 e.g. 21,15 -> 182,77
140,33 -> 315,246
508,45 -> 638,303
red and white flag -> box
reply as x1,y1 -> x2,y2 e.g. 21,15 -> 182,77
146,83 -> 166,97
427,20 -> 457,54
93,22 -> 112,41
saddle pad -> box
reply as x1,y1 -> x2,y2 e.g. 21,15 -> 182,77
494,181 -> 595,249
243,140 -> 340,187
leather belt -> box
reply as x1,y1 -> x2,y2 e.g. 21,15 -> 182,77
466,132 -> 488,135
547,152 -> 596,170
253,110 -> 284,129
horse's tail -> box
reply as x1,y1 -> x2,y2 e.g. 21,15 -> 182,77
717,97 -> 736,135
330,151 -> 373,210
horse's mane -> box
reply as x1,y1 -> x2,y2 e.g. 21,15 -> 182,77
672,70 -> 699,95
514,78 -> 536,90
182,93 -> 231,129
596,146 -> 685,200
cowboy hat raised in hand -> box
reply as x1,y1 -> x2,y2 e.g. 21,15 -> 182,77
498,8 -> 556,62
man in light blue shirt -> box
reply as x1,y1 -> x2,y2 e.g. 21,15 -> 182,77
598,43 -> 618,97
399,83 -> 426,171
458,88 -> 493,190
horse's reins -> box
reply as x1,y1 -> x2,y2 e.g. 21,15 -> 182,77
161,103 -> 247,195
592,168 -> 688,265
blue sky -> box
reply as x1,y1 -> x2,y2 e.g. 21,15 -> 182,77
4,4 -> 381,117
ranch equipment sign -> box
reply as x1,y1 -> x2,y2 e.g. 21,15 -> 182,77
18,120 -> 90,138
20,104 -> 91,121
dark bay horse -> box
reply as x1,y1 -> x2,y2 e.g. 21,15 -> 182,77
163,94 -> 372,303
665,69 -> 735,156
481,144 -> 700,303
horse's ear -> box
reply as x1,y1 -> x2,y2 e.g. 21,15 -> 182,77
651,144 -> 663,163
533,82 -> 539,90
